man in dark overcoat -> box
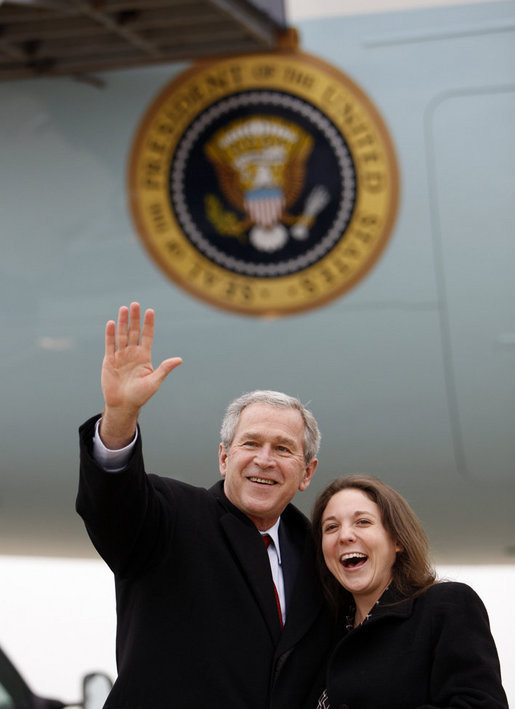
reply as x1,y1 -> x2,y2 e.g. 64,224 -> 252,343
77,302 -> 332,708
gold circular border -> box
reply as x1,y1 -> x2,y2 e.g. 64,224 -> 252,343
128,51 -> 399,317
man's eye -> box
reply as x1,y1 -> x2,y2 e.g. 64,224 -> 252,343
276,446 -> 291,454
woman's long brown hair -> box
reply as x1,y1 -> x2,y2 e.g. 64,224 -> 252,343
312,475 -> 436,614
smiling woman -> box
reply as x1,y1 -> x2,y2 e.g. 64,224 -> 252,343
311,475 -> 509,709
320,487 -> 404,625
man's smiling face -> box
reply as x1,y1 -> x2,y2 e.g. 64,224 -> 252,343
219,403 -> 317,531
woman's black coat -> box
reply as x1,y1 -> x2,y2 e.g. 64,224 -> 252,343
325,583 -> 508,709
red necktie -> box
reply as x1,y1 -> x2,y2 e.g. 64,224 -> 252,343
262,534 -> 283,629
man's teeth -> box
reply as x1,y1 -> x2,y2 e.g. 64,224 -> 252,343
249,477 -> 275,485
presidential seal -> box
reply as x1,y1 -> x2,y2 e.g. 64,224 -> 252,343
128,51 -> 399,316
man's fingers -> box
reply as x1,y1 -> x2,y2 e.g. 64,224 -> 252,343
108,303 -> 157,354
128,301 -> 142,346
116,306 -> 130,350
140,308 -> 155,352
105,319 -> 116,357
154,357 -> 183,385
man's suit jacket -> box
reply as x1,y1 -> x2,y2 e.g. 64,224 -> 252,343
77,415 -> 332,709
324,583 -> 507,709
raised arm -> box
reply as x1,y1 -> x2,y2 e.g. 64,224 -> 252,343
99,302 -> 182,449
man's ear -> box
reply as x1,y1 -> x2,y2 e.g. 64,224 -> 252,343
219,443 -> 228,477
299,458 -> 317,491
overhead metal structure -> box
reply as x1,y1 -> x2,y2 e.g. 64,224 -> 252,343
0,0 -> 287,81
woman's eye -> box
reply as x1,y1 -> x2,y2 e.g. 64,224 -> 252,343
356,519 -> 372,526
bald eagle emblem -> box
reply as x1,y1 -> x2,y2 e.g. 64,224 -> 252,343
129,53 -> 398,316
204,116 -> 330,253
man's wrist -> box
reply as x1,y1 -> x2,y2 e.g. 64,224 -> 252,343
99,406 -> 139,449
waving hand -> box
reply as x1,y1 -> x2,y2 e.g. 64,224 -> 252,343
99,302 -> 182,448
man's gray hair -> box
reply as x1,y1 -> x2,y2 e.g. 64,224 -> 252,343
220,390 -> 321,464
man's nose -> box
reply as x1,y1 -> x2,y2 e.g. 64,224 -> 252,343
255,444 -> 275,466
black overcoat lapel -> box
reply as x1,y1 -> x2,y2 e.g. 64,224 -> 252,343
210,481 -> 283,642
219,513 -> 283,642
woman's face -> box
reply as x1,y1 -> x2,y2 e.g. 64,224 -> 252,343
321,488 -> 402,609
